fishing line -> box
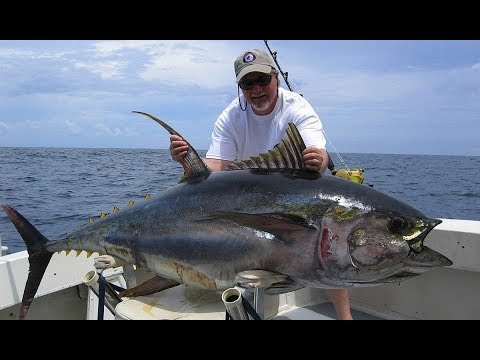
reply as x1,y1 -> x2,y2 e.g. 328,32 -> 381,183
263,40 -> 351,172
323,130 -> 351,172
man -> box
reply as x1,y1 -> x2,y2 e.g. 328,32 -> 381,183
169,48 -> 353,320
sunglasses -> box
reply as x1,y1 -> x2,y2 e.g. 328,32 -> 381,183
239,74 -> 272,90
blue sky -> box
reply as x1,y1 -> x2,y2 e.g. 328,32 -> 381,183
0,40 -> 478,155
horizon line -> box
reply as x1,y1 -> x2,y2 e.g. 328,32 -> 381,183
0,145 -> 478,157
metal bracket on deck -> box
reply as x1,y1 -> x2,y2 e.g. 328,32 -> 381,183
222,286 -> 264,320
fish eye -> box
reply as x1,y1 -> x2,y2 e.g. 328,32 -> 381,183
387,216 -> 424,254
389,217 -> 407,234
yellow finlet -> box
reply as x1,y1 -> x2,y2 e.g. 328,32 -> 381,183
88,218 -> 94,223
65,249 -> 72,256
86,251 -> 93,258
99,212 -> 107,218
145,193 -> 151,200
128,200 -> 134,206
113,206 -> 120,213
76,250 -> 82,257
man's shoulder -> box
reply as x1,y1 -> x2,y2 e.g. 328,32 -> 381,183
217,96 -> 244,125
280,87 -> 309,104
222,96 -> 242,113
280,87 -> 315,114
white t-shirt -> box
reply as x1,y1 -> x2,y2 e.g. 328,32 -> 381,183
206,87 -> 326,161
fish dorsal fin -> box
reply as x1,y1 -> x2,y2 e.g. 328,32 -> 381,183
227,123 -> 307,171
133,111 -> 211,182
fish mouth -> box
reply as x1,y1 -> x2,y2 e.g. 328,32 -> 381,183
403,218 -> 452,268
404,245 -> 453,269
386,218 -> 452,280
372,245 -> 454,284
379,271 -> 419,283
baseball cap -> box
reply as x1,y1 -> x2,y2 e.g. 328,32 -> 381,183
234,49 -> 277,83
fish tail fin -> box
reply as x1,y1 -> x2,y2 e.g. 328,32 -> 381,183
1,205 -> 53,320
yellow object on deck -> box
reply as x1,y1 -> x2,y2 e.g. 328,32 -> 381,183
332,168 -> 365,184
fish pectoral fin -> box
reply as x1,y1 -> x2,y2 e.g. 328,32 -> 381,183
119,275 -> 180,298
235,269 -> 304,295
264,279 -> 305,295
132,111 -> 211,182
234,270 -> 288,288
94,254 -> 124,269
211,211 -> 315,244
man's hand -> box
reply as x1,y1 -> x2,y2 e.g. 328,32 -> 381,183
169,135 -> 189,164
169,136 -> 231,172
303,147 -> 328,173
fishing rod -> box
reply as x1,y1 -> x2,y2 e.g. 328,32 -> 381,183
263,40 -> 299,96
263,40 -> 362,182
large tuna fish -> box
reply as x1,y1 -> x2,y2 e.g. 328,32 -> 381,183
1,111 -> 452,319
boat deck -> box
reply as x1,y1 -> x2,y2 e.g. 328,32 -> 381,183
114,284 -> 382,320
274,303 -> 382,320
115,285 -> 226,320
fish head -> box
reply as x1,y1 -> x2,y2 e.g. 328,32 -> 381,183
317,205 -> 452,286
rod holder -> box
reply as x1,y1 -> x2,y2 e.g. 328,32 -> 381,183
222,287 -> 249,320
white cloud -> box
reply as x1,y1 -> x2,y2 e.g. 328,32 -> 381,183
0,48 -> 69,60
0,121 -> 7,136
0,40 -> 250,93
93,122 -> 138,137
139,42 -> 234,89
473,63 -> 480,70
123,127 -> 140,137
65,120 -> 82,135
0,62 -> 14,70
89,40 -> 238,89
296,63 -> 480,113
26,120 -> 41,129
74,60 -> 127,80
91,40 -> 163,57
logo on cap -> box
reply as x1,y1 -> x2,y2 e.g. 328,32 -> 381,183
243,52 -> 256,63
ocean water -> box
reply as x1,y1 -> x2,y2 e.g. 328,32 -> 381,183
1,147 -> 479,253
